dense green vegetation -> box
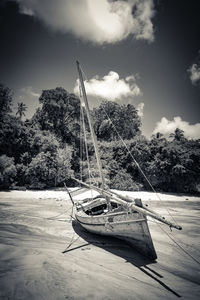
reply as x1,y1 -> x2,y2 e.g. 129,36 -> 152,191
0,83 -> 199,193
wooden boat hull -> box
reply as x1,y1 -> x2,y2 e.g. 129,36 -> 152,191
75,209 -> 157,260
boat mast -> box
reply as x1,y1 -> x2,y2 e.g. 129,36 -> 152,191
76,61 -> 105,188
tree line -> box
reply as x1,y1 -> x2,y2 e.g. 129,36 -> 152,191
0,83 -> 199,193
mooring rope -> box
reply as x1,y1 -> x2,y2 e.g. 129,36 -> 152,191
77,63 -> 200,266
79,64 -> 178,225
158,223 -> 200,265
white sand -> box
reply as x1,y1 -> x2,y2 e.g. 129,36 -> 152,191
0,189 -> 200,299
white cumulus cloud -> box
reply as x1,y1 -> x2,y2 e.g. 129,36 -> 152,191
152,116 -> 200,140
188,63 -> 200,85
136,102 -> 145,117
16,0 -> 155,44
188,51 -> 200,85
74,71 -> 141,100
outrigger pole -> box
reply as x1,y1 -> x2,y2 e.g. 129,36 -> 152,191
72,177 -> 182,231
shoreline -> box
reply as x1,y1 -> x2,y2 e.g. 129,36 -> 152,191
1,189 -> 200,202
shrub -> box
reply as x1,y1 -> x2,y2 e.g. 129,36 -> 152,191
0,155 -> 16,189
25,146 -> 73,188
110,169 -> 143,191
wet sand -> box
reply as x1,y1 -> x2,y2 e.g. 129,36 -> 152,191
0,190 -> 200,299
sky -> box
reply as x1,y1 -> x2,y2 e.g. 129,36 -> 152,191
0,0 -> 200,139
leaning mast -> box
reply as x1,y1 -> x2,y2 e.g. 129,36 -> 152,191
76,61 -> 105,188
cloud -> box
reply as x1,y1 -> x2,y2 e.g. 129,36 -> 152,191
16,0 -> 155,44
152,116 -> 200,139
188,63 -> 200,85
188,51 -> 200,85
136,102 -> 144,117
74,71 -> 141,100
20,86 -> 40,98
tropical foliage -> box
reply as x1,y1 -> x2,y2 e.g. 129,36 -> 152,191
93,101 -> 141,141
33,87 -> 80,144
0,83 -> 13,120
16,102 -> 27,119
0,82 -> 199,193
0,155 -> 16,189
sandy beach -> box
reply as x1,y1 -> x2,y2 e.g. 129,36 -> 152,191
0,189 -> 200,299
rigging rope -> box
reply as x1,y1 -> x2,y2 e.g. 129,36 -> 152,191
79,84 -> 83,183
158,223 -> 200,266
148,218 -> 200,265
77,63 -> 200,266
79,63 -> 178,226
100,111 -> 178,225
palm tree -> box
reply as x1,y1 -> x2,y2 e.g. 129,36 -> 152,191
16,102 -> 27,119
169,128 -> 185,141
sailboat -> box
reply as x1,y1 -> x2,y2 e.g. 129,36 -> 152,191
69,61 -> 182,261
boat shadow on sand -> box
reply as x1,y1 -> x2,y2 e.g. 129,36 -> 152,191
63,220 -> 181,298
